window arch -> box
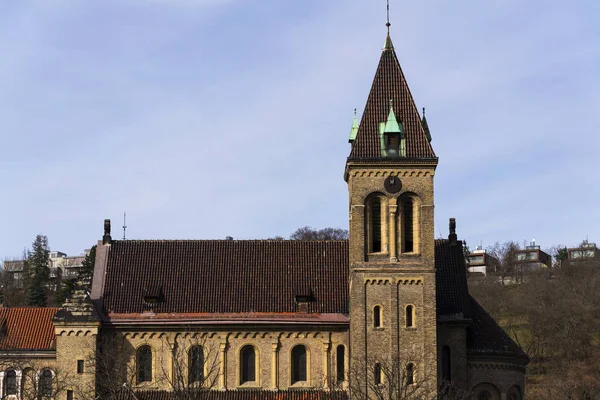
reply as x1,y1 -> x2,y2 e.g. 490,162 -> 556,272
4,369 -> 17,395
507,386 -> 522,400
405,363 -> 414,385
398,194 -> 420,254
366,195 -> 386,254
240,345 -> 256,384
336,345 -> 345,382
472,383 -> 501,400
373,305 -> 382,328
39,369 -> 53,397
291,345 -> 308,384
405,305 -> 415,328
373,363 -> 382,385
188,345 -> 204,385
442,346 -> 451,382
136,345 -> 153,383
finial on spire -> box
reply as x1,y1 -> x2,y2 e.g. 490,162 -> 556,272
386,0 -> 391,33
422,107 -> 426,118
354,107 -> 357,117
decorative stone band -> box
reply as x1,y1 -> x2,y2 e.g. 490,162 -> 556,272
364,277 -> 424,285
468,362 -> 527,374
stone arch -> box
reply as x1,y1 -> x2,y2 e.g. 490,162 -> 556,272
507,385 -> 522,400
472,382 -> 501,400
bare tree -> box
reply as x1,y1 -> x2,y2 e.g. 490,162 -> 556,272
159,331 -> 221,400
290,227 -> 349,240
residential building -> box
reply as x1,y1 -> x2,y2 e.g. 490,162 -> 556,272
568,240 -> 600,264
467,245 -> 499,276
514,240 -> 551,271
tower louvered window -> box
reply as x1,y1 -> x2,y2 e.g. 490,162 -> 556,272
336,345 -> 345,382
402,197 -> 414,253
371,199 -> 382,252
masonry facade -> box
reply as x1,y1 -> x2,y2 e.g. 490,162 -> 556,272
1,31 -> 528,400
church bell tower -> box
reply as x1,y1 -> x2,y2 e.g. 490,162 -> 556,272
345,28 -> 439,397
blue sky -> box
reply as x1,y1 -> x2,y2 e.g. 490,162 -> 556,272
1,0 -> 599,259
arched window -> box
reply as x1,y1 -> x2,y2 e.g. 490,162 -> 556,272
373,363 -> 382,385
473,383 -> 501,400
291,345 -> 307,384
188,345 -> 204,384
373,306 -> 382,328
370,197 -> 382,253
442,346 -> 451,382
5,369 -> 17,395
477,392 -> 493,400
406,363 -> 414,385
336,345 -> 345,382
402,197 -> 414,253
240,345 -> 256,384
405,305 -> 414,327
40,369 -> 53,397
507,386 -> 522,400
137,345 -> 153,383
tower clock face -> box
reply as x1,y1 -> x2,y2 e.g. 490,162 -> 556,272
384,175 -> 402,193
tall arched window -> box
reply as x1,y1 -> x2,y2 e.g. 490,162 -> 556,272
406,363 -> 414,385
336,345 -> 345,382
137,345 -> 153,383
4,369 -> 17,395
240,345 -> 256,384
369,197 -> 382,253
405,305 -> 414,327
507,386 -> 522,400
40,369 -> 53,397
373,306 -> 382,328
373,363 -> 382,385
442,346 -> 451,382
402,197 -> 414,253
188,345 -> 204,384
291,345 -> 307,384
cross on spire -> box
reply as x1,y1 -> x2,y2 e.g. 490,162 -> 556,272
386,0 -> 391,33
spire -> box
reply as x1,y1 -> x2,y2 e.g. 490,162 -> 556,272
384,0 -> 393,50
349,108 -> 359,143
422,107 -> 432,142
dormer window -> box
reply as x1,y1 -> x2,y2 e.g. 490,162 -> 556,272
381,99 -> 405,157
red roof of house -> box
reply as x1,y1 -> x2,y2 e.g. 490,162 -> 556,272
0,307 -> 58,351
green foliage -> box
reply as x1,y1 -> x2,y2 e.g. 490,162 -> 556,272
78,245 -> 96,284
26,235 -> 50,307
54,278 -> 76,306
290,226 -> 348,240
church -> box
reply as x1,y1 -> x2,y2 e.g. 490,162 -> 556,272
2,23 -> 528,400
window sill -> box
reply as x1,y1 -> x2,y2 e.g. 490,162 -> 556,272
405,327 -> 417,331
237,383 -> 261,390
373,327 -> 385,331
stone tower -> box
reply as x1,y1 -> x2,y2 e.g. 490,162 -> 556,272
345,32 -> 438,398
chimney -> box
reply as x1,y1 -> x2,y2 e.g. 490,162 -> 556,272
448,218 -> 457,245
103,219 -> 112,245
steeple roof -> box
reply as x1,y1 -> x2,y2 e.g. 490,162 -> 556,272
348,34 -> 436,160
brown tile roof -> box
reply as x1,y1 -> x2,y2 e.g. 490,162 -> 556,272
0,308 -> 58,351
115,390 -> 348,400
101,240 -> 349,316
468,298 -> 528,361
348,35 -> 436,160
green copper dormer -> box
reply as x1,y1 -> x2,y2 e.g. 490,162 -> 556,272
422,107 -> 432,143
380,100 -> 405,157
348,108 -> 359,144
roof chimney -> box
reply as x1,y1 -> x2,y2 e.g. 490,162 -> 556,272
103,219 -> 112,245
448,218 -> 457,245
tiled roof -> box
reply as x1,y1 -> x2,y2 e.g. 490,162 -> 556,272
348,35 -> 436,160
435,239 -> 471,316
0,308 -> 58,351
115,390 -> 348,400
102,240 -> 349,315
468,297 -> 528,360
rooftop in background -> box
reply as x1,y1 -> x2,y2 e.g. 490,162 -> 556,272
568,241 -> 599,262
0,308 -> 58,351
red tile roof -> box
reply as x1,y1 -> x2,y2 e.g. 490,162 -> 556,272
0,308 -> 58,351
348,35 -> 436,160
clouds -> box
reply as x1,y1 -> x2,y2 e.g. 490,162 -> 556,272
0,1 -> 599,258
